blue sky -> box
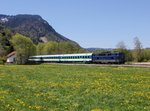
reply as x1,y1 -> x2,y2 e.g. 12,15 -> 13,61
1,0 -> 150,48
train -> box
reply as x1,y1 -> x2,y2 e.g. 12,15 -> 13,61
28,52 -> 125,64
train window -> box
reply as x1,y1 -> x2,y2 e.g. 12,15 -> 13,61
98,54 -> 106,56
108,53 -> 111,56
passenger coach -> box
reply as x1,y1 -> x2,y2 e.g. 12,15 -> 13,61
28,52 -> 125,64
29,53 -> 93,63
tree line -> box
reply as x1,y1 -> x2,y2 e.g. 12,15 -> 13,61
0,33 -> 85,64
115,37 -> 150,63
0,32 -> 150,64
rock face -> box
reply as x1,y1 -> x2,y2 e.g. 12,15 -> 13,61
0,14 -> 78,45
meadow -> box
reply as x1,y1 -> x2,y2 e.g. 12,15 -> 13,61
0,64 -> 150,111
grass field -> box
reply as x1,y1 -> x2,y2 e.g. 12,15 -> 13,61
0,64 -> 150,111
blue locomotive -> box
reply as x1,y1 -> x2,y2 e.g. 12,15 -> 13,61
29,52 -> 125,64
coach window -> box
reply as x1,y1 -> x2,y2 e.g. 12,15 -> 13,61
108,53 -> 111,56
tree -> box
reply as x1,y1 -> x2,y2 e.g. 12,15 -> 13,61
143,48 -> 150,62
58,42 -> 83,54
11,33 -> 36,64
0,44 -> 6,56
42,41 -> 59,54
116,41 -> 126,50
116,41 -> 133,62
36,43 -> 45,55
36,41 -> 84,55
133,37 -> 143,62
0,44 -> 6,64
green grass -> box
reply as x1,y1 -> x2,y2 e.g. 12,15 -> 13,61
0,64 -> 150,111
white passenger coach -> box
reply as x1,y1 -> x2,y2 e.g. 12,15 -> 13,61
29,53 -> 93,63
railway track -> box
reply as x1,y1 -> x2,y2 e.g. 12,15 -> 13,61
46,62 -> 150,68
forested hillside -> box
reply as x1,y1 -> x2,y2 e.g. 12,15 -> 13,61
0,14 -> 85,64
0,14 -> 78,45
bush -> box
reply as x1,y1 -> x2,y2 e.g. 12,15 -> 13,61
0,56 -> 6,64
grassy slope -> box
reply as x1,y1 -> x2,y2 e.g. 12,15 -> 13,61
0,64 -> 150,111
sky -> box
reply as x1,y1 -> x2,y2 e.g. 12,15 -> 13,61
0,0 -> 150,49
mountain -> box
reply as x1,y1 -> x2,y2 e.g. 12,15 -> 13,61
0,14 -> 78,45
86,48 -> 114,51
